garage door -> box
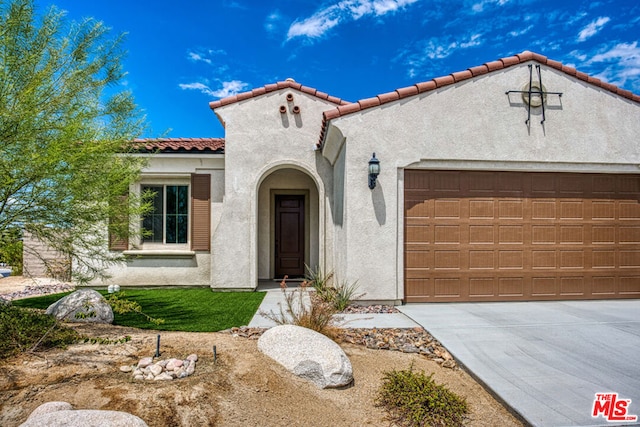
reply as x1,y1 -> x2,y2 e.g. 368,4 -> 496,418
404,170 -> 640,302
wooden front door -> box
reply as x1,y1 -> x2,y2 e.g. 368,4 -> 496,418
275,195 -> 305,278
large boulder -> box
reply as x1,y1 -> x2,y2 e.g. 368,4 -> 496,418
257,324 -> 353,389
20,401 -> 148,427
46,289 -> 113,323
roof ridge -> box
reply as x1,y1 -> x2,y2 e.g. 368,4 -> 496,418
208,80 -> 350,110
133,137 -> 225,153
316,50 -> 640,148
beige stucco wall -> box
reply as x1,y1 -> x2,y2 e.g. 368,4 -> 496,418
325,61 -> 640,302
211,88 -> 337,290
95,153 -> 224,287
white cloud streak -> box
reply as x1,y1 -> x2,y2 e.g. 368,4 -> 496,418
188,52 -> 212,64
178,80 -> 249,98
287,0 -> 418,40
471,0 -> 509,13
577,16 -> 610,42
587,42 -> 640,91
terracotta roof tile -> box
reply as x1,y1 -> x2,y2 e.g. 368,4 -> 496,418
546,59 -> 563,70
485,60 -> 504,72
378,91 -> 400,104
133,138 -> 225,154
433,75 -> 455,87
501,55 -> 520,67
531,52 -> 547,63
469,65 -> 488,76
516,51 -> 534,61
209,79 -> 349,110
451,70 -> 473,82
316,50 -> 640,148
396,86 -> 419,98
416,81 -> 437,93
336,103 -> 363,115
358,97 -> 381,109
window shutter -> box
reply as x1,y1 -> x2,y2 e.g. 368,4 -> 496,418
108,194 -> 129,251
191,174 -> 211,251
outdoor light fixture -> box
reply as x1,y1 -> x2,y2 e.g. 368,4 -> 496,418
368,152 -> 380,189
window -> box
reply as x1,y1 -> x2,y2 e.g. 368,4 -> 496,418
142,185 -> 189,244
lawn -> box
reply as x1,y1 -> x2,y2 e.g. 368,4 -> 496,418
13,288 -> 266,332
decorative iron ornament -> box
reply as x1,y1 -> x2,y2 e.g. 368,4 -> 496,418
506,64 -> 563,125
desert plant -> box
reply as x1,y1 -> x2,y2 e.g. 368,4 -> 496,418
331,279 -> 364,312
106,291 -> 164,326
0,304 -> 79,359
304,265 -> 363,312
376,365 -> 469,427
261,277 -> 340,340
304,264 -> 335,301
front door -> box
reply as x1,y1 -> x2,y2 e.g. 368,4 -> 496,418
275,195 -> 305,278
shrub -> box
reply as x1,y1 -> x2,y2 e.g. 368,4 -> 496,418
0,304 -> 79,359
260,277 -> 340,340
304,265 -> 363,312
376,366 -> 469,427
0,228 -> 23,275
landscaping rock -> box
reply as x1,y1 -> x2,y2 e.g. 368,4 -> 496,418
45,289 -> 113,324
0,296 -> 10,306
20,402 -> 148,427
25,401 -> 73,420
122,356 -> 198,381
258,324 -> 353,389
137,357 -> 153,368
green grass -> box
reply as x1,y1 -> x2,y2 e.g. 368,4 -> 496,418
13,288 -> 266,332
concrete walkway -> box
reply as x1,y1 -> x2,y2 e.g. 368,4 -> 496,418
398,300 -> 640,427
248,286 -> 419,329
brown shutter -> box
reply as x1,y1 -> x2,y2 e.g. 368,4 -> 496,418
191,174 -> 211,251
108,194 -> 129,251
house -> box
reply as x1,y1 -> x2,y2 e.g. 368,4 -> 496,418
100,51 -> 640,304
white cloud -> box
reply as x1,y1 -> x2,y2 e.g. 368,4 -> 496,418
587,42 -> 640,90
421,33 -> 483,60
287,0 -> 418,40
577,16 -> 610,42
509,24 -> 533,37
187,49 -> 226,65
188,52 -> 212,65
265,11 -> 283,33
178,80 -> 250,98
400,32 -> 484,78
471,0 -> 509,13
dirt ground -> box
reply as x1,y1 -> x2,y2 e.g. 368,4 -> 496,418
0,278 -> 523,427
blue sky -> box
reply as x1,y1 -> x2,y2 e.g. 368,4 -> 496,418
42,0 -> 639,138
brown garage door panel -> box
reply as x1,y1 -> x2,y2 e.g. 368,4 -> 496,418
404,171 -> 640,302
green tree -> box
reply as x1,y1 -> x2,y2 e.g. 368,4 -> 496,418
0,0 -> 150,282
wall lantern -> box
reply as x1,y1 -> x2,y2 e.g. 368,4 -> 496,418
368,153 -> 380,189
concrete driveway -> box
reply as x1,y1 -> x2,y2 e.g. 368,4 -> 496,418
398,300 -> 640,427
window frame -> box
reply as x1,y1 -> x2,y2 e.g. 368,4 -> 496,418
137,179 -> 191,249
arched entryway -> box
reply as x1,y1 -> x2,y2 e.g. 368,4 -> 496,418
257,167 -> 320,279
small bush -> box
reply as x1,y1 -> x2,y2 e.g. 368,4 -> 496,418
260,277 -> 340,340
0,304 -> 79,359
376,366 -> 469,427
106,291 -> 164,326
304,265 -> 363,312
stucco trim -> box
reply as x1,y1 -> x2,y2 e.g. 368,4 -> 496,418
403,159 -> 640,174
123,250 -> 196,259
